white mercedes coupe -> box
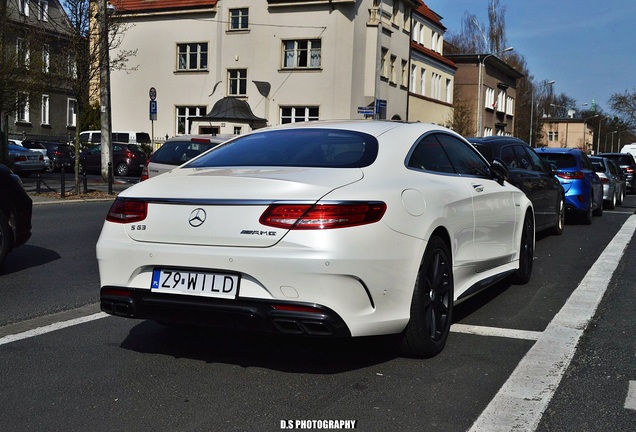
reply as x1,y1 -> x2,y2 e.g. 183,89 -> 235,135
97,121 -> 534,358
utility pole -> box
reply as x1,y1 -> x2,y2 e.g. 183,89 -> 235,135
98,0 -> 113,182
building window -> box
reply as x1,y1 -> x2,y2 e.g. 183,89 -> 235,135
446,79 -> 452,103
42,44 -> 49,73
506,96 -> 514,116
176,106 -> 206,135
389,55 -> 396,83
497,89 -> 506,112
233,126 -> 242,135
410,64 -> 417,92
37,0 -> 48,21
484,127 -> 493,137
412,22 -> 419,43
485,87 -> 495,109
401,60 -> 408,87
67,98 -> 77,127
548,131 -> 559,141
381,48 -> 388,79
68,53 -> 77,78
228,69 -> 247,96
177,43 -> 208,71
431,73 -> 442,100
280,106 -> 319,124
41,95 -> 49,125
20,0 -> 29,16
282,39 -> 321,69
17,93 -> 30,123
229,8 -> 248,30
16,38 -> 29,68
420,68 -> 426,96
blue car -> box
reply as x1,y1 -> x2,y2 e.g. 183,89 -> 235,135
537,147 -> 603,224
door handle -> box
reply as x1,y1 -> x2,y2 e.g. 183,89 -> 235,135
472,183 -> 484,192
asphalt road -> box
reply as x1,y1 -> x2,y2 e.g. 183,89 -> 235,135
1,197 -> 635,431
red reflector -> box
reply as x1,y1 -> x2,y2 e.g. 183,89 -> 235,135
557,171 -> 584,179
102,288 -> 132,297
260,202 -> 386,229
272,304 -> 323,314
106,199 -> 148,223
140,160 -> 149,181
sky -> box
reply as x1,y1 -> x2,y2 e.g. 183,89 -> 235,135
426,0 -> 636,114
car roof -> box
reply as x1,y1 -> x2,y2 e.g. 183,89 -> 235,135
466,136 -> 529,145
536,147 -> 583,154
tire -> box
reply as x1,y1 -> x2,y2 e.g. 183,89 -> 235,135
552,195 -> 565,236
581,193 -> 593,225
617,188 -> 624,205
0,211 -> 12,267
45,162 -> 55,173
606,191 -> 616,210
399,236 -> 453,358
116,162 -> 129,177
593,193 -> 603,216
510,211 -> 534,285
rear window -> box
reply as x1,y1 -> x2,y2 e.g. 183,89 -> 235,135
590,160 -> 605,172
152,141 -> 217,166
186,129 -> 378,168
538,153 -> 577,169
23,141 -> 46,150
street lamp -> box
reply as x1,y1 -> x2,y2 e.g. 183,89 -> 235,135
605,131 -> 618,153
596,116 -> 607,155
98,0 -> 114,184
529,80 -> 554,147
476,46 -> 513,137
583,114 -> 599,152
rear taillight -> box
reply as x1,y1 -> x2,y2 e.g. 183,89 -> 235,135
15,155 -> 27,162
557,171 -> 584,179
106,198 -> 148,223
260,202 -> 386,229
600,177 -> 609,184
140,160 -> 149,181
625,167 -> 634,174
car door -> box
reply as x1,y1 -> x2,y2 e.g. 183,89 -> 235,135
435,134 -> 517,267
82,144 -> 102,171
515,145 -> 557,229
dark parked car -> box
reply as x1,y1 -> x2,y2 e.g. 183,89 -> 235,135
537,147 -> 603,225
79,143 -> 148,177
598,152 -> 636,194
140,135 -> 233,181
468,136 -> 565,235
7,143 -> 45,176
0,163 -> 33,266
22,140 -> 75,173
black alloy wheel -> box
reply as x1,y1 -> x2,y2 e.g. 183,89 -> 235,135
400,236 -> 453,358
116,162 -> 129,177
511,210 -> 534,285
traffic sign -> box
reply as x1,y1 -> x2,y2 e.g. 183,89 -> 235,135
149,100 -> 157,120
149,87 -> 157,101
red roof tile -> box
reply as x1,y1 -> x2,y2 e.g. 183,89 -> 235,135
411,41 -> 457,70
414,1 -> 446,31
111,0 -> 217,13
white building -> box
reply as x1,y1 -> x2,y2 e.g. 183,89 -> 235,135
108,0 -> 419,139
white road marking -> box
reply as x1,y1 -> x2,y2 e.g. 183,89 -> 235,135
469,215 -> 636,432
0,312 -> 108,346
626,381 -> 636,410
451,324 -> 541,341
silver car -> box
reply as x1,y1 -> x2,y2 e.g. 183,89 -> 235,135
8,143 -> 45,176
590,156 -> 624,208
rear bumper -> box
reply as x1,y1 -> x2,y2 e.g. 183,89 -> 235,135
100,287 -> 352,337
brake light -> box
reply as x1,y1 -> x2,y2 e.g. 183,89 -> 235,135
557,171 -> 584,179
15,155 -> 27,162
140,160 -> 149,181
260,202 -> 386,229
106,198 -> 148,223
625,167 -> 634,174
600,177 -> 609,184
191,138 -> 212,144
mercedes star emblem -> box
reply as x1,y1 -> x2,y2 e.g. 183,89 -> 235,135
188,208 -> 206,227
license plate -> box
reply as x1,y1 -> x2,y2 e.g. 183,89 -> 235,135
151,269 -> 239,299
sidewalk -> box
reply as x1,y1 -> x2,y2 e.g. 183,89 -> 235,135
21,173 -> 134,204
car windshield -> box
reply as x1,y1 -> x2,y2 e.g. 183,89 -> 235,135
538,153 -> 577,169
186,129 -> 378,168
591,160 -> 605,172
152,141 -> 218,165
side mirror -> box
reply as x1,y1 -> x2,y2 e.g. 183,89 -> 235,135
490,158 -> 509,186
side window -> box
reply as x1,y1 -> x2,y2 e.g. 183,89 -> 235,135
436,134 -> 491,177
407,135 -> 455,174
500,145 -> 520,169
520,146 -> 547,172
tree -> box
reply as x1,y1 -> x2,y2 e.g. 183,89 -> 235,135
54,0 -> 136,191
608,89 -> 636,129
447,87 -> 474,136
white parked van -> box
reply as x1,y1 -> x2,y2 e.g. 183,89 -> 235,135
620,144 -> 636,158
79,130 -> 151,146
